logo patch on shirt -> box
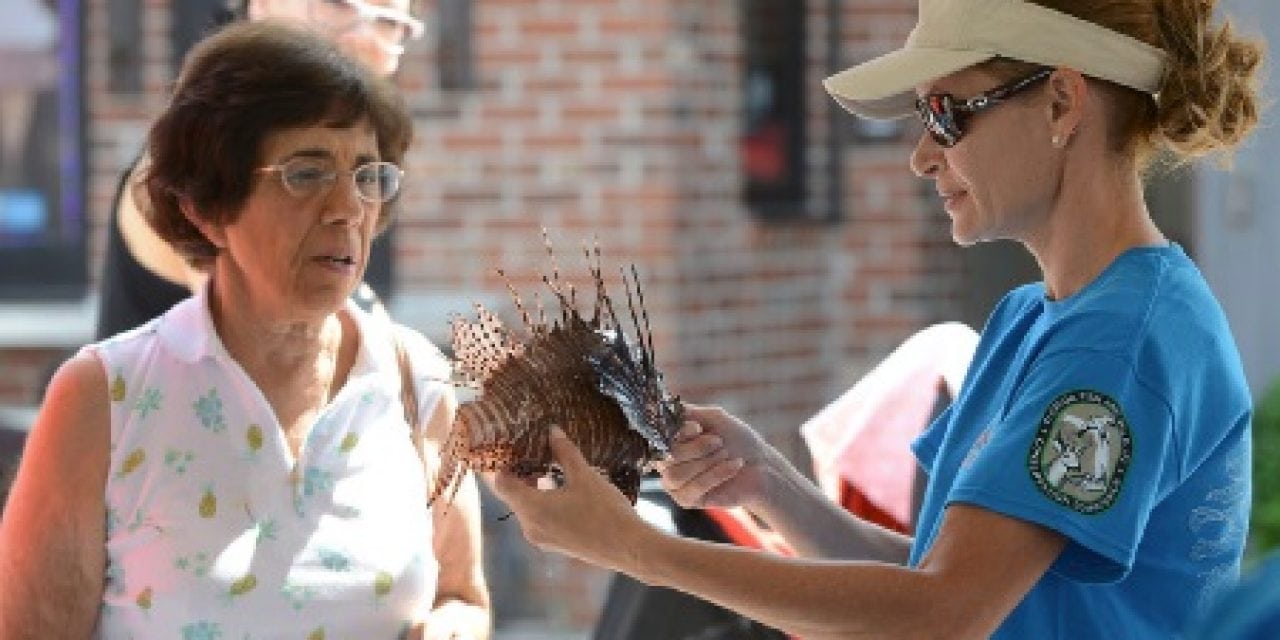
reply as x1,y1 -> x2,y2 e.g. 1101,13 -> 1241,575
1027,390 -> 1132,514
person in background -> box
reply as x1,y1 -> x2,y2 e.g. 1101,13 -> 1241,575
488,0 -> 1262,637
96,0 -> 423,339
0,21 -> 489,639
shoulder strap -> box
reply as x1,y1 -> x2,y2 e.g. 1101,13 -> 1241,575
392,330 -> 427,466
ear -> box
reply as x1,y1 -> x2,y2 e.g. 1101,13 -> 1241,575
178,196 -> 227,251
1045,68 -> 1088,147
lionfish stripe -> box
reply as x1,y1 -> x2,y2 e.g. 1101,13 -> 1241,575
431,234 -> 684,507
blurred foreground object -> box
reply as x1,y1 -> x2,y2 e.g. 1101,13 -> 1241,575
801,322 -> 978,532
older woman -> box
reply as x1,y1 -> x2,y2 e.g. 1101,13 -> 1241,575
0,21 -> 489,639
97,0 -> 425,339
489,0 -> 1261,638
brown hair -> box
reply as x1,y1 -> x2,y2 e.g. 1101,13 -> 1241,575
144,20 -> 413,266
986,0 -> 1263,167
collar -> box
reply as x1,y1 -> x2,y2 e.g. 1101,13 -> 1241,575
157,281 -> 392,385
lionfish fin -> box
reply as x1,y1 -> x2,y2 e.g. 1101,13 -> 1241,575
497,267 -> 537,338
449,304 -> 523,385
630,264 -> 658,373
443,233 -> 685,510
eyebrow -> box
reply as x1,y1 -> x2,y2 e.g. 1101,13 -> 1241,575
277,147 -> 381,166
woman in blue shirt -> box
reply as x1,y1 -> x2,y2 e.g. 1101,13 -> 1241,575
488,0 -> 1263,637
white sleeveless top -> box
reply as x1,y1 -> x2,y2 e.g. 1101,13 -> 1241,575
89,288 -> 449,639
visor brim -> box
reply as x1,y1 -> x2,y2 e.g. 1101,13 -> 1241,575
824,48 -> 995,120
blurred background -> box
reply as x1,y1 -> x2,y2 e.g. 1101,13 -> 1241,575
1,0 -> 1279,637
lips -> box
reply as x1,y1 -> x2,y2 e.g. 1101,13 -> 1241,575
314,252 -> 356,267
938,189 -> 967,209
318,255 -> 355,266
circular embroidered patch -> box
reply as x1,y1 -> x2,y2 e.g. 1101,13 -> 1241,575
1027,389 -> 1132,514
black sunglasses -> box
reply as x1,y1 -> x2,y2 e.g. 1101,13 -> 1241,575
914,67 -> 1054,148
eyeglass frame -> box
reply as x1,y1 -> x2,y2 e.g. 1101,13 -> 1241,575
254,158 -> 405,204
914,67 -> 1055,148
312,0 -> 425,44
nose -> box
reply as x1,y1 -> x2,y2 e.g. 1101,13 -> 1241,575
320,176 -> 369,228
909,131 -> 943,178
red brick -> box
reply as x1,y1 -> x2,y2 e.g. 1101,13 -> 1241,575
59,1 -> 965,635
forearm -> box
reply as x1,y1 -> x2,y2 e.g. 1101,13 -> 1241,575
429,471 -> 491,639
613,527 -> 943,640
748,453 -> 912,564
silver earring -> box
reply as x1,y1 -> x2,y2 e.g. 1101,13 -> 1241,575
1052,135 -> 1062,148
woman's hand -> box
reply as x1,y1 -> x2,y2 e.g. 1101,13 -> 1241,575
487,427 -> 652,570
423,387 -> 491,640
409,600 -> 487,640
654,404 -> 781,512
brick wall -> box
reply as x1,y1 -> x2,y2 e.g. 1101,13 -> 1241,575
4,0 -> 968,633
5,0 -> 967,441
403,0 -> 963,460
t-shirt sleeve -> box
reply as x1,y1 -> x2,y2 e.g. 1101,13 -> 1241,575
912,403 -> 953,472
946,348 -> 1175,583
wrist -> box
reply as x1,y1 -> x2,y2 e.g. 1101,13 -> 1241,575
604,515 -> 667,581
744,450 -> 803,519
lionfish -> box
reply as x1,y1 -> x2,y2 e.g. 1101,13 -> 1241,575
429,235 -> 685,507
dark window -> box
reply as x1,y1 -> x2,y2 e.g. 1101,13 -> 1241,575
0,0 -> 87,299
437,0 -> 475,91
107,0 -> 142,94
171,0 -> 232,76
742,0 -> 806,218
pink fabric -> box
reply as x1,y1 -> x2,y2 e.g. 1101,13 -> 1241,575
801,323 -> 978,529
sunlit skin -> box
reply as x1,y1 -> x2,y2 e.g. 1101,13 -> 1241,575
121,0 -> 416,291
909,66 -> 1165,300
3,7 -> 490,637
909,67 -> 1062,248
172,122 -> 379,435
195,123 -> 380,323
485,66 -> 1177,640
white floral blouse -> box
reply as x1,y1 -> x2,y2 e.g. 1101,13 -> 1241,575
89,287 -> 450,639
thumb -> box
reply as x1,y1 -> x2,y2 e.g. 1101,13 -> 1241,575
547,426 -> 591,477
489,467 -> 537,503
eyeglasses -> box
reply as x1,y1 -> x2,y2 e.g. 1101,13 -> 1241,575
256,158 -> 404,204
309,0 -> 425,54
915,68 -> 1054,148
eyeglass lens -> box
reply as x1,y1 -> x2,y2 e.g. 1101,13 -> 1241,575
919,95 -> 961,147
915,69 -> 1053,148
279,158 -> 401,203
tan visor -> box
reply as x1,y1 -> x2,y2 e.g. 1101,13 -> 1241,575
824,0 -> 1169,119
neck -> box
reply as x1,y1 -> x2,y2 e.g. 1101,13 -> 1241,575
206,268 -> 347,395
1023,156 -> 1166,301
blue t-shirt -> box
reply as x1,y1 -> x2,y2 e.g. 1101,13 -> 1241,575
1184,551 -> 1280,639
910,244 -> 1252,639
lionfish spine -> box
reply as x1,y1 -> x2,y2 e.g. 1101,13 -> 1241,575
533,291 -> 548,333
496,268 -> 537,338
619,266 -> 647,370
431,233 -> 685,509
585,241 -> 606,328
630,264 -> 657,373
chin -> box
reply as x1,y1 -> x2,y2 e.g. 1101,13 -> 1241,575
299,286 -> 354,316
951,223 -> 981,248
